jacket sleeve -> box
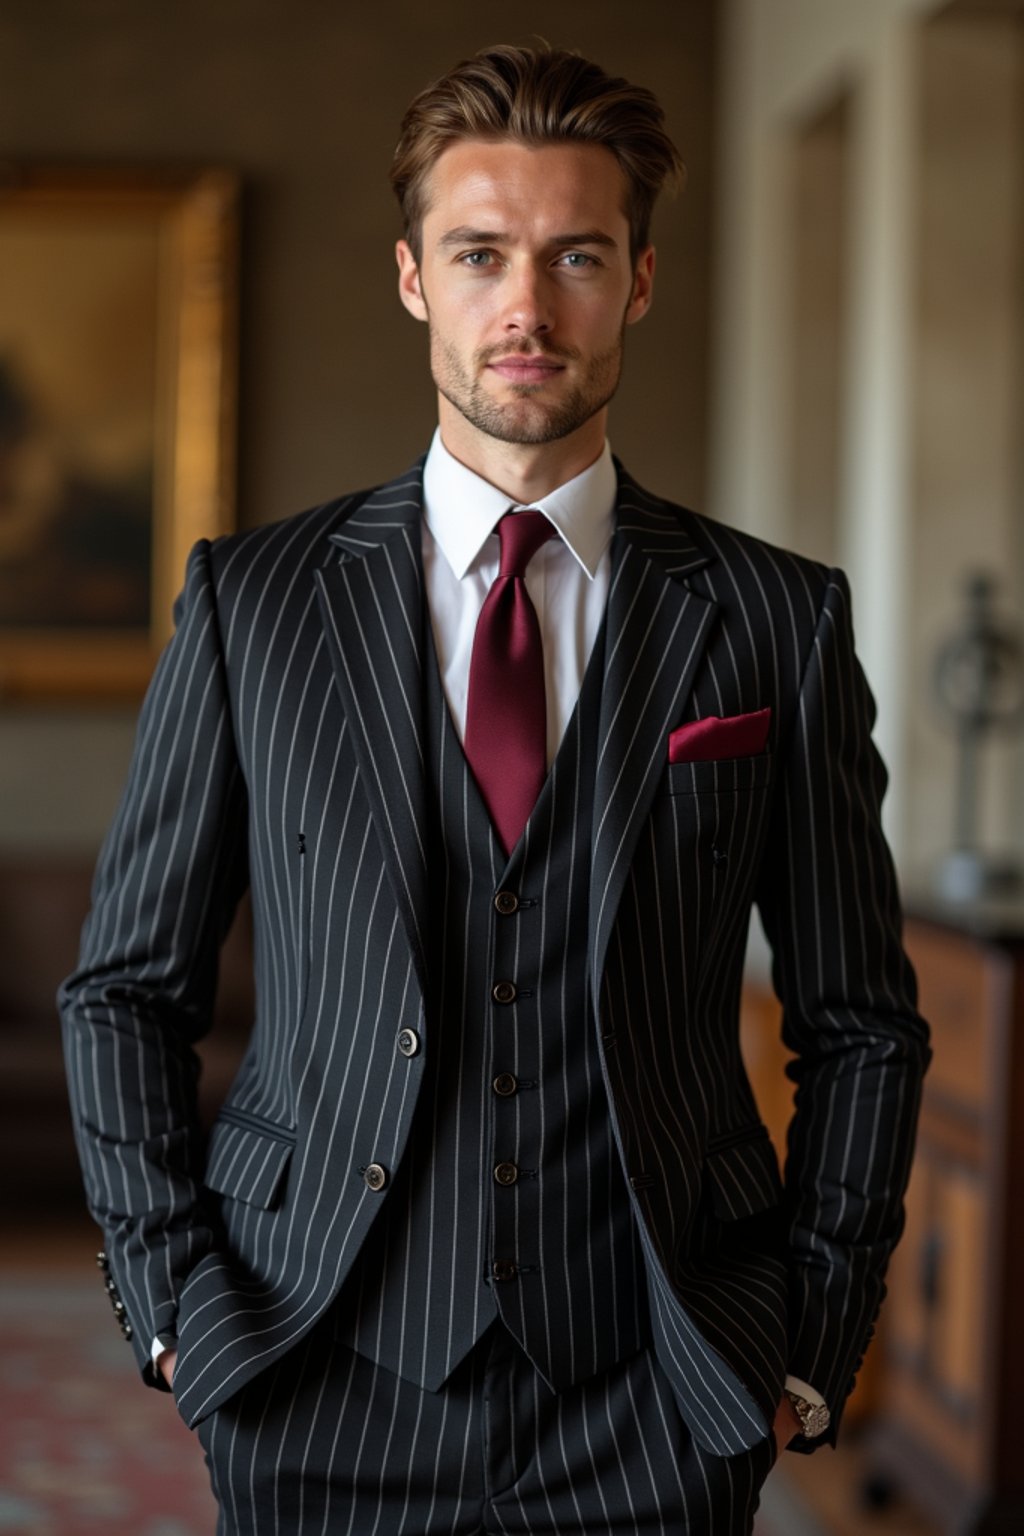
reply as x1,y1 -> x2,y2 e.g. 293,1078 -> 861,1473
755,566 -> 931,1446
60,538 -> 249,1385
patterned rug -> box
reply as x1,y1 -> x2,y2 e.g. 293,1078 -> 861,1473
0,1274 -> 214,1535
0,1268 -> 812,1536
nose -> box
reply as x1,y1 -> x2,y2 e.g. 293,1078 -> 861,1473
501,261 -> 553,337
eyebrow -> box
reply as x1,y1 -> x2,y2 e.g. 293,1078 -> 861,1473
437,226 -> 619,250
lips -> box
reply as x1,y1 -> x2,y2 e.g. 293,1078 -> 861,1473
487,356 -> 565,384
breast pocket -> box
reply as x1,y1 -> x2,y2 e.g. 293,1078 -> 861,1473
664,752 -> 773,797
203,1107 -> 296,1211
657,752 -> 776,912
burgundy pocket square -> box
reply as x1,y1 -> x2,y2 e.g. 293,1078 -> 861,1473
668,708 -> 771,765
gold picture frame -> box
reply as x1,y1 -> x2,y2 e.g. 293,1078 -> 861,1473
0,167 -> 238,699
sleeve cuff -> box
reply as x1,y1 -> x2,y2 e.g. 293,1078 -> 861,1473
785,1373 -> 827,1411
151,1333 -> 178,1365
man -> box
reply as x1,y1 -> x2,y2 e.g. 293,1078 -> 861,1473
61,44 -> 929,1536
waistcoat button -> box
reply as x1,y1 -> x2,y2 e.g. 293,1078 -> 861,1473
494,890 -> 519,915
492,1073 -> 518,1097
492,1259 -> 518,1282
396,1028 -> 420,1057
492,981 -> 517,1005
494,1161 -> 519,1186
363,1163 -> 388,1192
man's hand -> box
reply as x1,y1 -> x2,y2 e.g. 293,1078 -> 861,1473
156,1347 -> 178,1388
772,1393 -> 802,1457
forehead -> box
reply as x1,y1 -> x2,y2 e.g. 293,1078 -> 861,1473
420,139 -> 631,243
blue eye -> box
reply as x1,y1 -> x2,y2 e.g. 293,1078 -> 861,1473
561,252 -> 595,269
462,250 -> 492,266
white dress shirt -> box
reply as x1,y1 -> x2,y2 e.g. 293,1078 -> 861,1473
421,428 -> 616,764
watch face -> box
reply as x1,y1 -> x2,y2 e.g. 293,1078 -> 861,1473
788,1393 -> 830,1438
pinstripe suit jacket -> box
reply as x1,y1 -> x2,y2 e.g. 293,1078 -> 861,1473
60,458 -> 929,1454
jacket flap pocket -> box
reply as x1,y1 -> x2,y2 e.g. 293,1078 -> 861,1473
705,1125 -> 782,1220
203,1117 -> 295,1210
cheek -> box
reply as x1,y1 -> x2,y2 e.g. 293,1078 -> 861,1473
571,287 -> 628,336
427,315 -> 473,382
582,312 -> 627,363
428,284 -> 492,337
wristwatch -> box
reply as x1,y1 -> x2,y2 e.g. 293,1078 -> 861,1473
784,1389 -> 831,1439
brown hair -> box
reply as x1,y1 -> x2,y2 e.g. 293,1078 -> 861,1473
391,44 -> 685,262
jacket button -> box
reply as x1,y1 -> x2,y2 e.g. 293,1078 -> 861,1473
492,1073 -> 518,1097
492,1259 -> 517,1282
494,1161 -> 519,1186
364,1163 -> 388,1192
397,1028 -> 420,1057
494,890 -> 519,915
492,981 -> 517,1005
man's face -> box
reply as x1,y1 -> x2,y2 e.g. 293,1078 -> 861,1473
396,139 -> 654,450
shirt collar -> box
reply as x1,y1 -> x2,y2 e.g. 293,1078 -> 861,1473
422,427 -> 616,582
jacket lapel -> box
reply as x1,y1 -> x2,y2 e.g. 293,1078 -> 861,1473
312,457 -> 716,1005
589,468 -> 718,1000
315,463 -> 430,991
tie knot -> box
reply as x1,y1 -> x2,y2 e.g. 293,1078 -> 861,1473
497,510 -> 554,578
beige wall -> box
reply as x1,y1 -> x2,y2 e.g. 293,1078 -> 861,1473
0,0 -> 716,852
713,0 -> 942,863
788,96 -> 849,568
713,0 -> 1024,881
908,11 -> 1024,872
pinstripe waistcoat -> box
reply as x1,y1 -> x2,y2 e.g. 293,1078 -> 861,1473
60,458 -> 930,1458
335,607 -> 650,1392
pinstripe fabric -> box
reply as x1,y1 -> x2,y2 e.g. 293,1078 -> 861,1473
596,481 -> 929,1438
337,603 -> 648,1392
60,456 -> 929,1471
196,1319 -> 776,1535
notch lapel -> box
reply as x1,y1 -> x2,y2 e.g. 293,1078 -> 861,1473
589,471 -> 718,1000
315,464 -> 429,991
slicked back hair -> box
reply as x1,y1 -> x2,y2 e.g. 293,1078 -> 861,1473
391,45 -> 684,263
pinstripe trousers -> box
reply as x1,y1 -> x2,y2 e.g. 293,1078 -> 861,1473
193,1318 -> 777,1535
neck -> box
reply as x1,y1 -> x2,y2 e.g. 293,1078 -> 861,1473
437,399 -> 607,502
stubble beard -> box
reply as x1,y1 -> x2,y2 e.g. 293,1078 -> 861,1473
430,330 -> 626,447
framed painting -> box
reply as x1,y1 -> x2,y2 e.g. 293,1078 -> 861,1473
0,167 -> 238,699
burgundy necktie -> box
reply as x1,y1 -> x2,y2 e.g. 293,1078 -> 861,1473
464,510 -> 555,855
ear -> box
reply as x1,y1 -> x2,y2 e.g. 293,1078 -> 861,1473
625,246 -> 655,325
396,239 -> 428,321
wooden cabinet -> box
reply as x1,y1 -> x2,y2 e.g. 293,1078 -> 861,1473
866,909 -> 1024,1535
